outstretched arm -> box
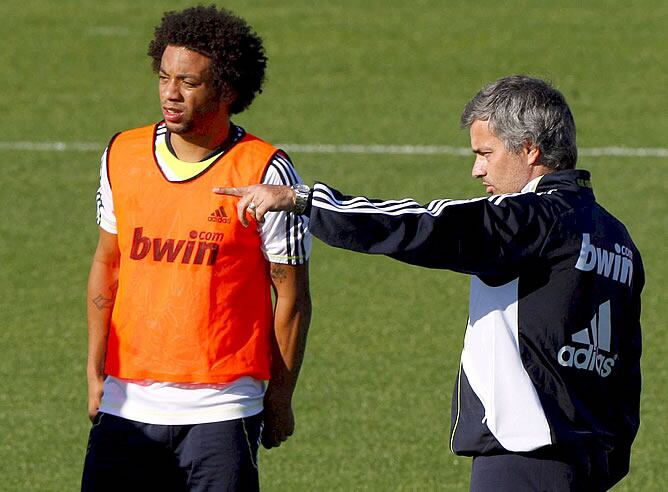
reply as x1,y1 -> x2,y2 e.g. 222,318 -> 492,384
214,183 -> 547,276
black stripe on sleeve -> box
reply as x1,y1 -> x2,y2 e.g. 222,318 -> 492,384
264,151 -> 311,264
273,153 -> 299,184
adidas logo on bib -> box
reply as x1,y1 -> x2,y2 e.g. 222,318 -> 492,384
208,205 -> 231,223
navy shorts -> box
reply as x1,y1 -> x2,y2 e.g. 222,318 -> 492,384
469,449 -> 608,492
81,412 -> 263,492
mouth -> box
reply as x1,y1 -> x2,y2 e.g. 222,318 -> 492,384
162,106 -> 184,123
482,182 -> 494,194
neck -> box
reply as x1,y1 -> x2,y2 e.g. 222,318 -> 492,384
170,120 -> 231,162
531,164 -> 553,180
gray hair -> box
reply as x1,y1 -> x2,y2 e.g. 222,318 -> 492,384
460,75 -> 577,170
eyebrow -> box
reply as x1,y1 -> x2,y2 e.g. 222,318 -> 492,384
159,69 -> 202,80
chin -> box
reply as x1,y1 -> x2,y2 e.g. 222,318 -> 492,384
164,121 -> 191,135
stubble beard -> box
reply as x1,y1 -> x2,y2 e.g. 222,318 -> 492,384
164,118 -> 193,135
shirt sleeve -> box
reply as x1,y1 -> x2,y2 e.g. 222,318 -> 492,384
259,152 -> 311,265
96,147 -> 117,234
307,182 -> 553,277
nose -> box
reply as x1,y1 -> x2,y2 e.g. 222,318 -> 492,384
161,78 -> 182,101
471,156 -> 486,178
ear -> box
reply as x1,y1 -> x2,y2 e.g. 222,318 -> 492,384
220,85 -> 238,106
526,144 -> 541,167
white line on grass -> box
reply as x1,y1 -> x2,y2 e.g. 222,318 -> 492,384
1,141 -> 667,158
0,141 -> 101,152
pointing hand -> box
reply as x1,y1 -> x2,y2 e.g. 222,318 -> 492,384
213,185 -> 297,227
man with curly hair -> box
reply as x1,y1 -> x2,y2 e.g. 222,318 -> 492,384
82,6 -> 312,490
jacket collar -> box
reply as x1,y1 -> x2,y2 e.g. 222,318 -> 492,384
529,169 -> 594,197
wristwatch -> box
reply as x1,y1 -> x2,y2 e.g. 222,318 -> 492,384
291,183 -> 311,214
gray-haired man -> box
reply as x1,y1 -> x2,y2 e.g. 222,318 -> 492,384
215,75 -> 643,491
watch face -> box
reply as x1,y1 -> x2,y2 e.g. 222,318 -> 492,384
292,184 -> 310,213
292,184 -> 309,196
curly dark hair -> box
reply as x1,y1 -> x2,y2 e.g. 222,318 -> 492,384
148,5 -> 267,115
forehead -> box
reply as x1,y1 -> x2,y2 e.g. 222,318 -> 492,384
470,120 -> 502,148
160,45 -> 212,74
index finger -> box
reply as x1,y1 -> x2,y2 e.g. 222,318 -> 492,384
212,186 -> 247,196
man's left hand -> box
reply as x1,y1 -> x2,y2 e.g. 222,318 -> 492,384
261,391 -> 295,449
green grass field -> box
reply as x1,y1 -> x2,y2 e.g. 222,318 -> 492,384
1,1 -> 666,490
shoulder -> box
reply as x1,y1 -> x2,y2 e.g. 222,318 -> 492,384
263,151 -> 301,185
237,130 -> 279,154
109,122 -> 159,149
484,188 -> 569,217
225,130 -> 283,174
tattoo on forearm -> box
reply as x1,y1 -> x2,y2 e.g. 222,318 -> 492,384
92,281 -> 118,311
270,264 -> 288,283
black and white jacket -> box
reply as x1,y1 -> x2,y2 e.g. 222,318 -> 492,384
305,170 -> 643,487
